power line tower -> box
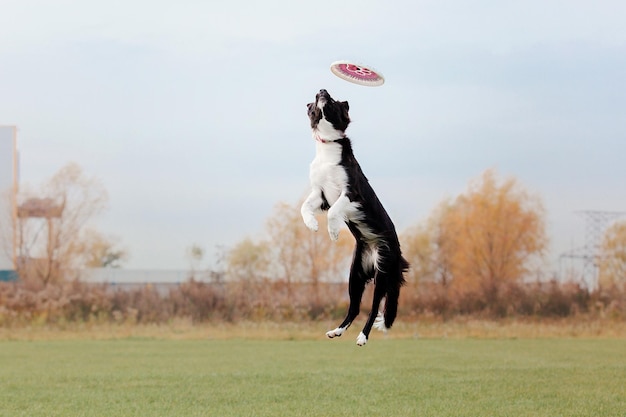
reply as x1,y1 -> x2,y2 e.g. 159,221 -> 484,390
560,210 -> 625,289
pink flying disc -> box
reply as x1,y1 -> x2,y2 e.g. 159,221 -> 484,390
330,60 -> 385,87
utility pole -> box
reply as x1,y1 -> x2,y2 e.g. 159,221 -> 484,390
560,210 -> 625,289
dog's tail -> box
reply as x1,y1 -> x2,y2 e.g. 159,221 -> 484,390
374,256 -> 409,331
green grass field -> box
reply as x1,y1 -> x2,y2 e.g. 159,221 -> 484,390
1,336 -> 625,417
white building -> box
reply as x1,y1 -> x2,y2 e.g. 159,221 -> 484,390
0,126 -> 18,280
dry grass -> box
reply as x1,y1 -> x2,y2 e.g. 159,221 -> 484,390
2,317 -> 624,341
394,316 -> 626,339
2,279 -> 624,342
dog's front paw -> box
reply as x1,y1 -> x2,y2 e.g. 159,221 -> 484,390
327,217 -> 342,241
356,332 -> 368,346
303,216 -> 319,232
328,226 -> 340,241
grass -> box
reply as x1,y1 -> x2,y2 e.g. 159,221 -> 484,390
1,334 -> 625,416
2,316 -> 626,341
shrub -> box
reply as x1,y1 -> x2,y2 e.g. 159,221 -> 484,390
0,278 -> 623,327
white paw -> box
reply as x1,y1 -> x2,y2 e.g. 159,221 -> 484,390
303,216 -> 319,232
327,217 -> 342,241
326,327 -> 345,338
356,332 -> 367,346
328,226 -> 340,241
373,311 -> 388,333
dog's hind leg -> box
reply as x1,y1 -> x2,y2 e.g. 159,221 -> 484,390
326,245 -> 367,339
377,256 -> 408,330
356,274 -> 387,346
326,273 -> 366,339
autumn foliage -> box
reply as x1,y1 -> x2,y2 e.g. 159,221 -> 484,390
403,170 -> 547,305
599,220 -> 626,291
2,275 -> 625,327
12,163 -> 126,284
229,201 -> 353,302
2,169 -> 625,326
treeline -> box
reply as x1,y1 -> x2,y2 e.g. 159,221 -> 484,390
1,279 -> 624,326
4,165 -> 625,327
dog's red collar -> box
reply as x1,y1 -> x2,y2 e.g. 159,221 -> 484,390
315,134 -> 331,144
315,134 -> 344,144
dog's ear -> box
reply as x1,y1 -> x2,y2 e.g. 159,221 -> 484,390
341,101 -> 350,120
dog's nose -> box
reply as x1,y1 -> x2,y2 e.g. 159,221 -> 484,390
319,89 -> 327,94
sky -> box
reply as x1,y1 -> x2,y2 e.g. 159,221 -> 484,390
1,0 -> 625,272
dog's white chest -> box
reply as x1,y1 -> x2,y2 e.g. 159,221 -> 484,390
309,142 -> 348,206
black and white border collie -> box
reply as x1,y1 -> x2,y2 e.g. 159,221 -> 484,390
301,89 -> 409,346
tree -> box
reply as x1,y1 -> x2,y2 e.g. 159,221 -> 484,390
186,243 -> 206,279
265,200 -> 353,302
15,163 -> 113,283
226,237 -> 271,282
81,229 -> 128,268
403,169 -> 547,302
599,221 -> 626,290
402,202 -> 456,287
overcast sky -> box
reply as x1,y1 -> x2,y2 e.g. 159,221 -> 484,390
1,0 -> 625,271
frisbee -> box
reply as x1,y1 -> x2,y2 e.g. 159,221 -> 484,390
330,60 -> 385,87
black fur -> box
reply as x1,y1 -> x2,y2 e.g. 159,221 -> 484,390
303,89 -> 409,345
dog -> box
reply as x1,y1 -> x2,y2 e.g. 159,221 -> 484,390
301,89 -> 409,346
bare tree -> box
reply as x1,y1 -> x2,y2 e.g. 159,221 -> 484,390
265,200 -> 353,303
16,163 -> 112,283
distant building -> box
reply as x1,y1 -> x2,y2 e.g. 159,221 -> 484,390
80,268 -> 219,295
0,126 -> 18,281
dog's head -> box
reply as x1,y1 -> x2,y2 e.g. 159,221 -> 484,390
306,89 -> 350,141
